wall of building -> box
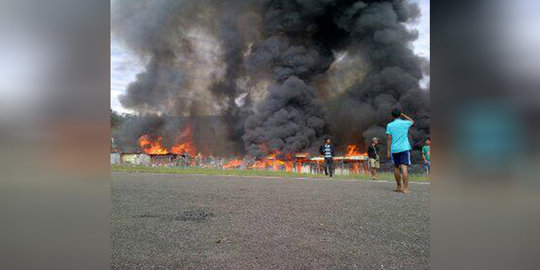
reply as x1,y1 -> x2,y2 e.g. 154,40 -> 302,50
110,153 -> 121,164
121,153 -> 150,165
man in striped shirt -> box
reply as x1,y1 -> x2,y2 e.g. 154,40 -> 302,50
319,138 -> 335,177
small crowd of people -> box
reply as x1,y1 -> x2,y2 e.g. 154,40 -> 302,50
319,109 -> 430,194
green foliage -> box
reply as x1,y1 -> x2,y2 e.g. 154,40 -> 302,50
111,109 -> 125,130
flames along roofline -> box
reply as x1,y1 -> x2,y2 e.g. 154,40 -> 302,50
115,152 -> 368,161
310,156 -> 368,161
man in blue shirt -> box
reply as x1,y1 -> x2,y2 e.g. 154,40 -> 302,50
386,109 -> 414,193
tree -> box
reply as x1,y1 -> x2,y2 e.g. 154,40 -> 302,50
111,109 -> 125,130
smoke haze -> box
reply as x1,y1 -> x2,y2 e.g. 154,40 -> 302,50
112,0 -> 430,158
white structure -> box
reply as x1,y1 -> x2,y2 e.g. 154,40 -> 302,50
110,152 -> 121,164
120,153 -> 151,165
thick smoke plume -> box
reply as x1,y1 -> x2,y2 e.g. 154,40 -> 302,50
112,0 -> 429,158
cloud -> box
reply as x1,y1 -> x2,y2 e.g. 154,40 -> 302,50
110,39 -> 145,113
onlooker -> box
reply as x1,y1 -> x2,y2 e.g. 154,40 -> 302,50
386,109 -> 414,193
367,137 -> 380,180
422,137 -> 430,176
319,138 -> 335,177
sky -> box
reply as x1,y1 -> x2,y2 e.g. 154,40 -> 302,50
110,0 -> 430,114
110,38 -> 145,114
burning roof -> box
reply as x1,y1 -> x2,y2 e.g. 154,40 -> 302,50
138,125 -> 196,156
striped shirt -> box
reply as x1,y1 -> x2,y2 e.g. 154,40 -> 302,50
324,144 -> 332,158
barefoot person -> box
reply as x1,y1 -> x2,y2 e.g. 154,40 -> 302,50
386,109 -> 414,193
319,138 -> 335,177
367,137 -> 380,180
422,137 -> 430,176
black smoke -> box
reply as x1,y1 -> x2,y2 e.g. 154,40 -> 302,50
328,0 -> 430,157
112,0 -> 429,158
243,76 -> 326,159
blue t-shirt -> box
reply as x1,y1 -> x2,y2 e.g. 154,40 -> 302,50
386,119 -> 413,153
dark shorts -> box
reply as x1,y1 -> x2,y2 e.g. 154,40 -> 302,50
391,150 -> 411,167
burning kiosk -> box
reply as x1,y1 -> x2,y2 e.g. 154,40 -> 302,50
115,128 -> 371,176
307,144 -> 369,175
309,156 -> 369,175
220,151 -> 369,176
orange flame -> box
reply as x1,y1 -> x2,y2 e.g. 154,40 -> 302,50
250,160 -> 267,169
345,144 -> 368,157
345,144 -> 360,156
223,159 -> 243,169
248,151 -> 296,172
284,161 -> 293,172
350,163 -> 360,174
137,125 -> 197,156
344,144 -> 367,174
138,135 -> 169,155
170,126 -> 196,156
295,153 -> 308,172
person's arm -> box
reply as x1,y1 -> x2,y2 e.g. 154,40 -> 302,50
387,134 -> 392,158
422,151 -> 427,163
401,112 -> 414,125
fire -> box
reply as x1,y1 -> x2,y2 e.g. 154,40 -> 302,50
344,144 -> 367,174
283,161 -> 293,172
170,126 -> 196,156
170,143 -> 196,156
223,159 -> 243,169
345,144 -> 363,157
295,153 -> 308,172
344,144 -> 368,157
135,135 -> 369,175
350,163 -> 360,174
138,135 -> 168,155
250,160 -> 267,169
247,151 -> 295,172
136,137 -> 366,174
137,125 -> 197,156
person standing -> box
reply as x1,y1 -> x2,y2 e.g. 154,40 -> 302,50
319,138 -> 335,177
422,137 -> 430,176
367,137 -> 380,180
386,109 -> 414,193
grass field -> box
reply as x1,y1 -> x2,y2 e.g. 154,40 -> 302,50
111,164 -> 430,182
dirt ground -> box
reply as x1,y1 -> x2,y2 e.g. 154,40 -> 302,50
112,172 -> 429,269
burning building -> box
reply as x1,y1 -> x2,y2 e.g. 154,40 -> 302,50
112,0 -> 430,170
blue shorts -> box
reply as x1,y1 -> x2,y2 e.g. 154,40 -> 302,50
391,150 -> 411,167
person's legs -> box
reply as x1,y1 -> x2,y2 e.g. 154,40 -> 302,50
324,160 -> 329,176
369,159 -> 375,179
401,164 -> 409,193
324,158 -> 333,177
391,152 -> 402,191
393,165 -> 402,191
328,159 -> 334,177
401,151 -> 411,193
